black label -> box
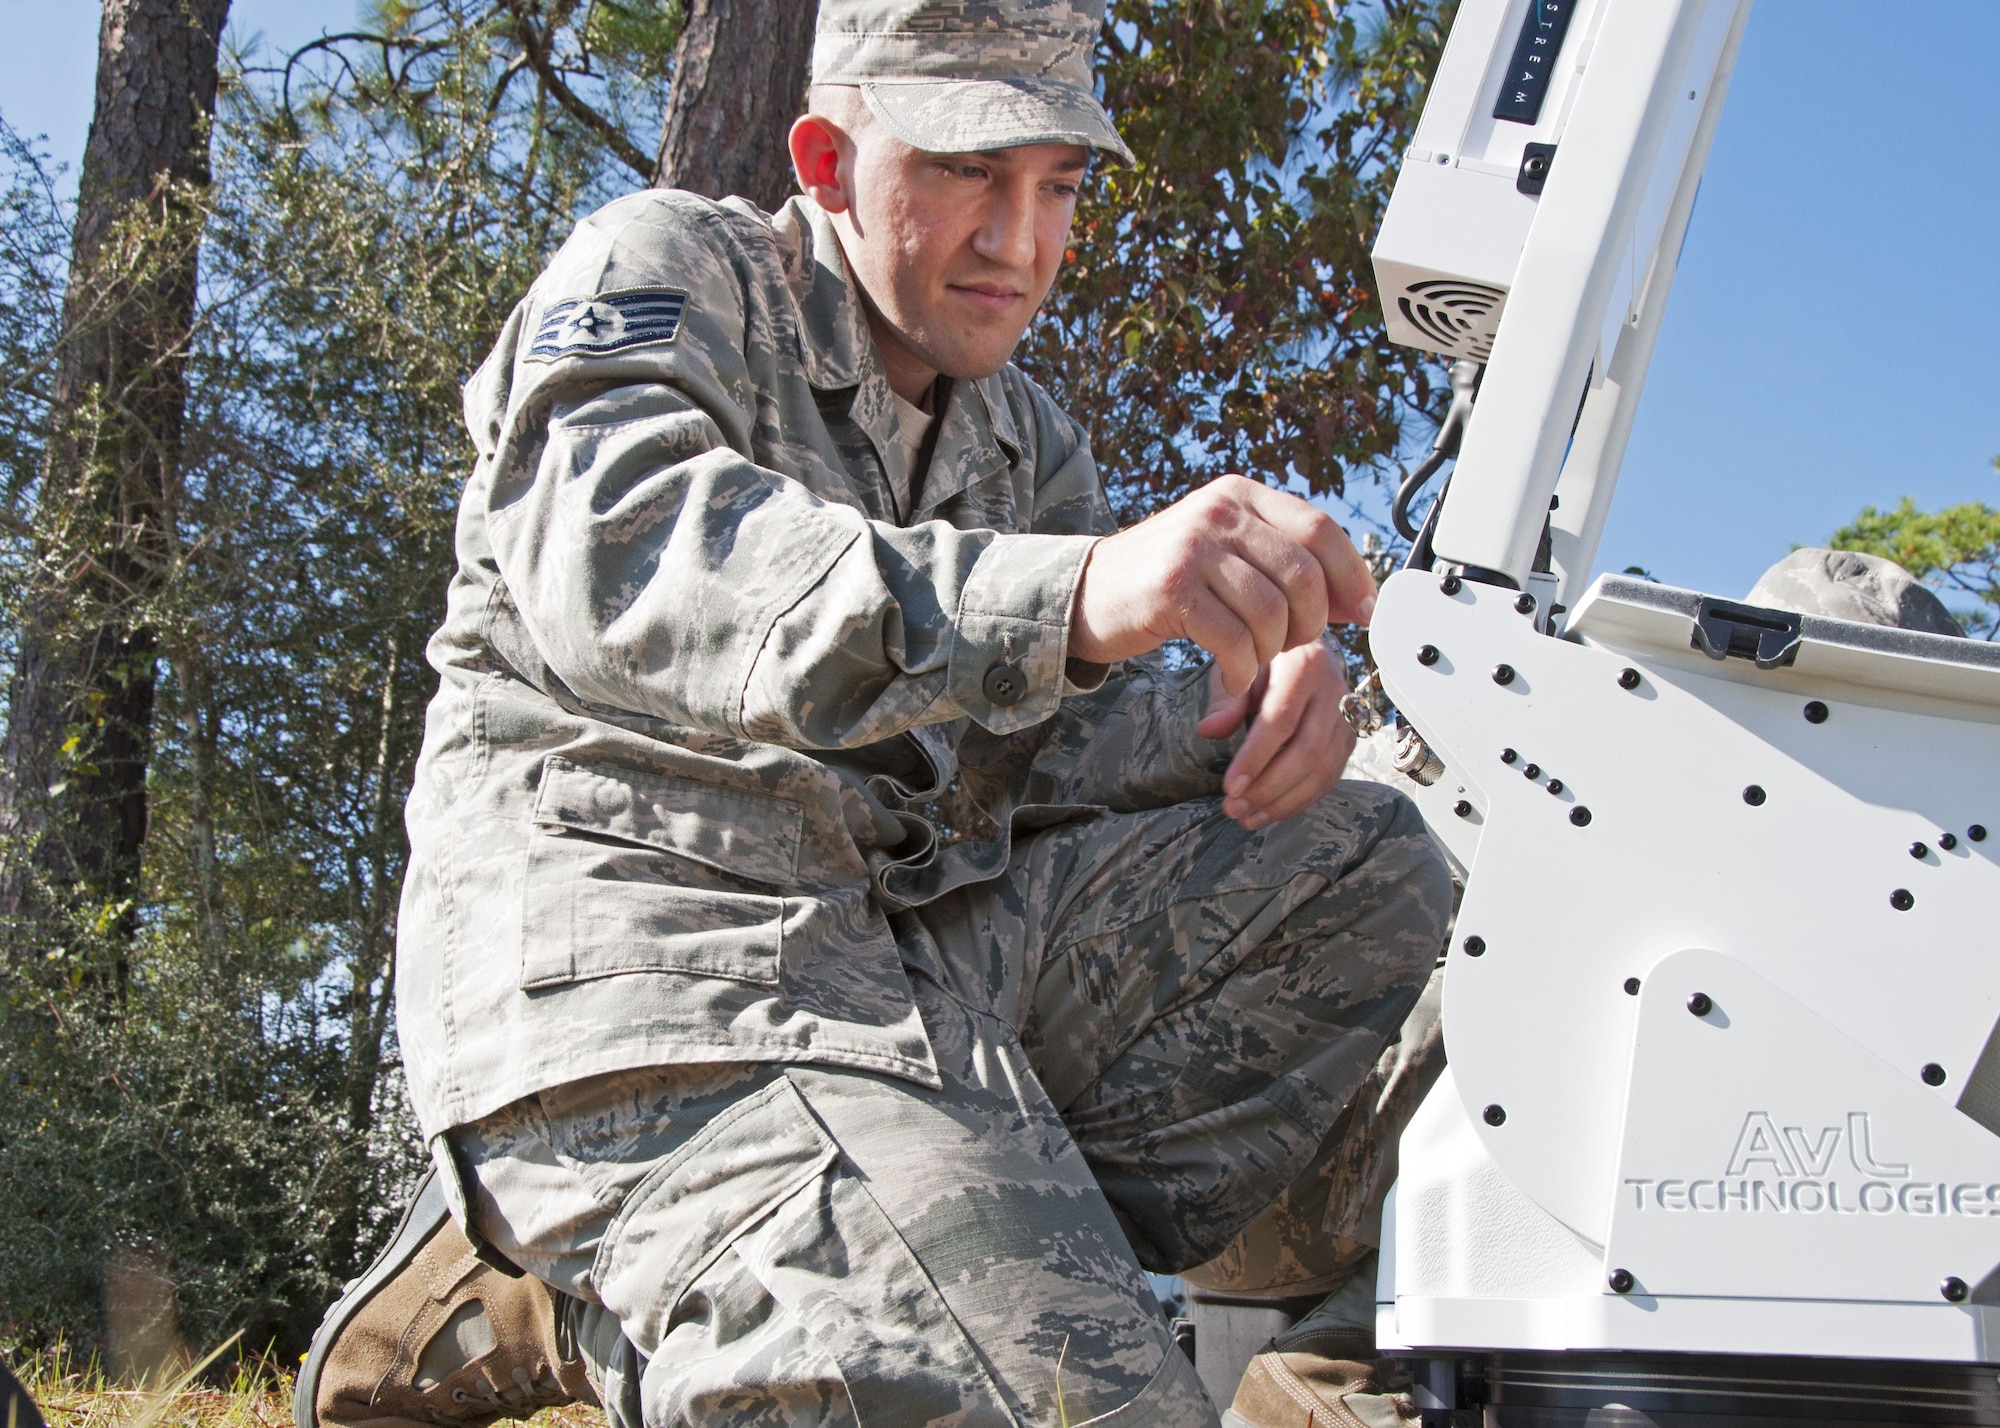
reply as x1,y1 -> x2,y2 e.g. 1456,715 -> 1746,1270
1493,0 -> 1577,125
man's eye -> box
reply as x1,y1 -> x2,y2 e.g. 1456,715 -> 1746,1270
951,163 -> 988,180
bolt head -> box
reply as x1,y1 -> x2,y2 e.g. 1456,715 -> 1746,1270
1940,833 -> 1959,850
1892,888 -> 1915,911
1417,644 -> 1440,666
1618,667 -> 1641,690
1608,1268 -> 1635,1294
1804,700 -> 1829,724
1515,593 -> 1536,614
1500,748 -> 1518,764
1493,663 -> 1516,686
1943,1276 -> 1969,1303
1911,842 -> 1930,860
1522,763 -> 1541,780
1624,977 -> 1641,996
1463,935 -> 1486,957
1923,1063 -> 1948,1087
1570,806 -> 1592,827
1972,824 -> 1989,842
1742,785 -> 1766,806
1546,779 -> 1564,796
1454,799 -> 1473,818
1687,992 -> 1713,1017
1440,573 -> 1463,596
1483,1103 -> 1506,1127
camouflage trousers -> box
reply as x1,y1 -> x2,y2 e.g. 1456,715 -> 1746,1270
450,783 -> 1450,1428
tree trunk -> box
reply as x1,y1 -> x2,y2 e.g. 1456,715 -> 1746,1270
652,0 -> 818,211
0,0 -> 231,941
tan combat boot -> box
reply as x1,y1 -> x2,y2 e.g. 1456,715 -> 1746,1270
1224,1320 -> 1420,1428
294,1169 -> 596,1428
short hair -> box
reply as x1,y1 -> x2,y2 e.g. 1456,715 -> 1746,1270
806,84 -> 871,136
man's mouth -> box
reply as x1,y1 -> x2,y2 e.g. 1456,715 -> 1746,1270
948,282 -> 1026,314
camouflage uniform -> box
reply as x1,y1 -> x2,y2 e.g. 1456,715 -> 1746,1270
392,4 -> 1452,1424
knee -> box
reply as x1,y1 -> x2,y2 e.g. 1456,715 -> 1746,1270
1293,783 -> 1453,971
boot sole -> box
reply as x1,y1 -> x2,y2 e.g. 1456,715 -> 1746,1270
294,1167 -> 449,1428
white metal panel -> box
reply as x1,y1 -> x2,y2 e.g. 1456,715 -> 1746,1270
1371,567 -> 2000,1251
1607,948 -> 2000,1303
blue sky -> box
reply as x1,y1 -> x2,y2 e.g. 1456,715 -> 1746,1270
3,2 -> 1996,601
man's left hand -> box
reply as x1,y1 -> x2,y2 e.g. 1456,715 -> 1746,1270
1197,636 -> 1356,830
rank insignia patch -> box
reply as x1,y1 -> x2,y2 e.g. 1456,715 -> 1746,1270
526,287 -> 689,362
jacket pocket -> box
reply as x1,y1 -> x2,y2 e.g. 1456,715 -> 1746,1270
519,757 -> 805,990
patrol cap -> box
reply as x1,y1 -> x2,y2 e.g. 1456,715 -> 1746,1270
811,1 -> 1135,164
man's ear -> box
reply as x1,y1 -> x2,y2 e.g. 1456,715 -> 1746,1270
790,114 -> 851,213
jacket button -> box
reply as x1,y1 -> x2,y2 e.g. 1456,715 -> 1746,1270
983,661 -> 1027,706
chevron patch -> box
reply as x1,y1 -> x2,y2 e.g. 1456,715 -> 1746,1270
526,287 -> 689,362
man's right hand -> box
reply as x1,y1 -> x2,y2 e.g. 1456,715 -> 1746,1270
1069,475 -> 1377,695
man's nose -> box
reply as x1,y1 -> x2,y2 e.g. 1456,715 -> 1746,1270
972,178 -> 1039,270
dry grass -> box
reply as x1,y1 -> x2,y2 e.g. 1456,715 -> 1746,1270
9,1344 -> 600,1428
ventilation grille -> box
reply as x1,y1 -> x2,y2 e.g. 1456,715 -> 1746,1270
1396,279 -> 1507,360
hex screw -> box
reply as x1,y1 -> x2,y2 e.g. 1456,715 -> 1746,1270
1493,663 -> 1516,686
1687,992 -> 1713,1017
1940,833 -> 1959,850
1923,1063 -> 1948,1087
1523,763 -> 1542,779
1943,1276 -> 1969,1303
1618,667 -> 1641,690
1972,825 -> 1989,842
1516,593 -> 1536,615
1743,785 -> 1766,806
1624,977 -> 1641,996
1571,807 -> 1592,827
1547,779 -> 1565,796
1417,644 -> 1441,666
1483,1104 -> 1507,1127
1892,888 -> 1915,911
1608,1268 -> 1635,1295
1454,799 -> 1473,818
1804,700 -> 1829,724
1463,935 -> 1486,957
1441,574 -> 1463,596
1500,748 -> 1518,765
1911,842 -> 1930,860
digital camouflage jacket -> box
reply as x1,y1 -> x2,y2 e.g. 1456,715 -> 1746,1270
396,192 -> 1241,1136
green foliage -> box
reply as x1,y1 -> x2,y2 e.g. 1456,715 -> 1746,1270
1829,464 -> 2000,639
1022,0 -> 1452,521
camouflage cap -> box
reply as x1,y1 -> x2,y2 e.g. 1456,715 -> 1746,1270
812,1 -> 1134,164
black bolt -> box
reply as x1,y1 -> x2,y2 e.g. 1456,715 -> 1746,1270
1743,785 -> 1766,806
1463,935 -> 1486,958
1441,574 -> 1463,596
1687,992 -> 1713,1017
1618,667 -> 1642,690
1523,763 -> 1542,779
1500,748 -> 1518,764
1940,833 -> 1959,850
1493,663 -> 1516,686
1483,1104 -> 1507,1127
1454,799 -> 1473,818
1943,1277 -> 1969,1303
1972,825 -> 1989,842
1547,779 -> 1565,796
1417,644 -> 1440,666
1911,842 -> 1930,860
1571,806 -> 1593,827
1515,593 -> 1536,615
1923,1063 -> 1948,1087
1804,700 -> 1829,724
1891,888 -> 1915,911
1624,977 -> 1641,996
1608,1268 -> 1635,1295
